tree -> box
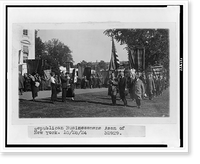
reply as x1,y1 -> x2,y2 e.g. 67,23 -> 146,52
103,29 -> 169,70
35,31 -> 74,74
43,38 -> 73,74
79,60 -> 87,67
98,60 -> 108,70
35,30 -> 45,59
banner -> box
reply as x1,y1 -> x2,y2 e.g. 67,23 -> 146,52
83,67 -> 91,80
27,59 -> 44,75
128,47 -> 145,72
78,64 -> 85,79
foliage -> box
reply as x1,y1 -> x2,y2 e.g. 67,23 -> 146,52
35,30 -> 45,59
35,31 -> 73,74
77,60 -> 108,71
98,60 -> 108,70
103,29 -> 169,70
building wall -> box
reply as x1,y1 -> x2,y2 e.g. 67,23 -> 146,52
13,24 -> 35,75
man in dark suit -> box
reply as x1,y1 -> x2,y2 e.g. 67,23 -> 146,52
109,72 -> 118,105
60,71 -> 69,102
134,73 -> 145,108
118,71 -> 128,106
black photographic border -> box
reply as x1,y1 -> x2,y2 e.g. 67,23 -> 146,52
5,4 -> 184,149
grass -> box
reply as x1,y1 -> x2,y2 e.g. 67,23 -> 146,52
19,89 -> 169,118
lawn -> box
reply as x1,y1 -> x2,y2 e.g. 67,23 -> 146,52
19,89 -> 169,118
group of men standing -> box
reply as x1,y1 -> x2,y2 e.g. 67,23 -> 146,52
108,70 -> 167,108
80,75 -> 102,89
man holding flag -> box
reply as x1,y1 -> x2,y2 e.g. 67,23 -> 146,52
108,37 -> 123,105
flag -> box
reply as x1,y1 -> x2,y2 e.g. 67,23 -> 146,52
151,65 -> 163,76
83,67 -> 91,80
109,37 -> 120,71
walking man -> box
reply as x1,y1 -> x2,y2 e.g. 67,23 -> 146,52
109,72 -> 118,105
146,73 -> 156,100
127,72 -> 136,101
118,71 -> 128,106
134,73 -> 145,108
60,71 -> 69,102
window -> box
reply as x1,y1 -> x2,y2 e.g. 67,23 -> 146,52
22,45 -> 29,63
23,53 -> 28,63
23,29 -> 28,36
23,45 -> 29,54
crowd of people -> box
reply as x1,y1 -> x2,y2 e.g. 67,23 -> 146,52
18,72 -> 47,95
19,69 -> 168,106
108,70 -> 168,108
49,71 -> 75,103
80,75 -> 103,89
19,71 -> 42,97
18,70 -> 76,103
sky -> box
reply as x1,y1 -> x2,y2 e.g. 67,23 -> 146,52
37,30 -> 128,64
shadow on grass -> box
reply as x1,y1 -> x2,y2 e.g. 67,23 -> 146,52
20,97 -> 138,108
70,99 -> 124,106
126,105 -> 137,108
98,97 -> 121,100
19,98 -> 53,104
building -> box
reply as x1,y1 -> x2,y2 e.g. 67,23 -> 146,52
12,24 -> 35,75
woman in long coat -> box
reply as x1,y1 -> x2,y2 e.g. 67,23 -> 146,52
50,72 -> 57,103
66,72 -> 75,101
30,72 -> 40,101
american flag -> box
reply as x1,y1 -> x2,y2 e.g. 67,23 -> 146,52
109,37 -> 120,71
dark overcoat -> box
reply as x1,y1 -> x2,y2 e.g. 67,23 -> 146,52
127,77 -> 135,99
60,75 -> 69,89
30,76 -> 38,99
146,78 -> 155,95
118,77 -> 127,98
108,78 -> 118,96
66,78 -> 75,97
